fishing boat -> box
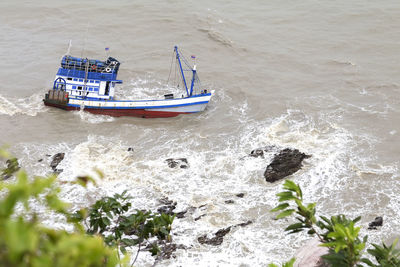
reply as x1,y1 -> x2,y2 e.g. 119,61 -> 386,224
43,46 -> 214,118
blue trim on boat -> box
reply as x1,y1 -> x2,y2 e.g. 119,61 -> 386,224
67,92 -> 211,102
67,100 -> 209,109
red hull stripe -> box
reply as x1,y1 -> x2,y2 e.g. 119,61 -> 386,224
44,101 -> 189,118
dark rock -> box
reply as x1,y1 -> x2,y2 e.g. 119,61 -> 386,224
235,193 -> 245,198
1,158 -> 20,180
175,210 -> 187,219
156,198 -> 208,219
46,154 -> 51,157
264,148 -> 311,183
159,243 -> 188,260
148,243 -> 188,262
236,220 -> 253,227
157,197 -> 177,216
194,214 -> 207,221
368,216 -> 383,230
127,147 -> 134,152
158,197 -> 175,205
250,149 -> 264,158
53,169 -> 63,175
50,153 -> 65,171
198,227 -> 231,246
166,158 -> 189,169
38,159 -> 43,162
249,145 -> 277,158
198,221 -> 252,246
225,200 -> 234,204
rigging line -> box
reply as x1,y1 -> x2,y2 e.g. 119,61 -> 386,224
174,56 -> 177,87
166,49 -> 175,85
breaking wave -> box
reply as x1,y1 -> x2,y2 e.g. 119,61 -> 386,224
0,93 -> 46,116
13,101 -> 398,265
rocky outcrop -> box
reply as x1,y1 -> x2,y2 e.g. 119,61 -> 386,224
294,238 -> 329,267
198,220 -> 253,246
157,243 -> 188,260
264,148 -> 311,183
156,197 -> 192,219
50,153 -> 65,173
165,158 -> 189,169
368,216 -> 383,230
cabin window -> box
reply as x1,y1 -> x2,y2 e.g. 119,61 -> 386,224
79,79 -> 83,82
73,78 -> 77,81
95,81 -> 100,84
77,86 -> 82,90
72,86 -> 77,89
89,80 -> 94,83
67,78 -> 72,81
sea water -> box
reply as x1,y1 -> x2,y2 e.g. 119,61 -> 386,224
1,0 -> 400,266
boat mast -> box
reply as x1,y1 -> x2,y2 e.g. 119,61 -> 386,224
189,64 -> 196,97
174,46 -> 190,97
83,59 -> 89,98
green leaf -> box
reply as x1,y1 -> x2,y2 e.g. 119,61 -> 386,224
276,192 -> 297,202
276,209 -> 295,219
271,203 -> 289,212
120,245 -> 127,254
285,223 -> 304,232
150,244 -> 160,256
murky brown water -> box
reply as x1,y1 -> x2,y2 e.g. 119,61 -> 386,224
1,1 -> 400,265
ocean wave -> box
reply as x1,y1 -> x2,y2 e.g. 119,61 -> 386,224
13,105 -> 399,265
72,109 -> 115,124
198,28 -> 233,47
0,93 -> 46,116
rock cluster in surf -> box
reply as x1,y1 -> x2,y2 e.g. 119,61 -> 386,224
250,147 -> 311,182
50,153 -> 65,174
165,158 -> 189,169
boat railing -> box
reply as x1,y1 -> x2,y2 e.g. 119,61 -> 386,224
61,56 -> 120,74
57,67 -> 118,81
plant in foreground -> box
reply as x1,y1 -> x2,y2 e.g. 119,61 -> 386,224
0,149 -> 119,267
270,180 -> 400,267
1,149 -> 174,266
72,191 -> 175,266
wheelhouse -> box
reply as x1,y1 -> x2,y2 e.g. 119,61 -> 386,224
53,55 -> 122,100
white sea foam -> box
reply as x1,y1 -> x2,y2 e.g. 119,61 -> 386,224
13,104 -> 399,266
0,93 -> 46,116
73,109 -> 115,124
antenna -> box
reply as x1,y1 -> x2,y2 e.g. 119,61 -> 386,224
105,47 -> 110,58
66,40 -> 72,56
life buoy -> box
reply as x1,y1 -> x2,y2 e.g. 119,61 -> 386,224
105,67 -> 112,73
91,64 -> 97,70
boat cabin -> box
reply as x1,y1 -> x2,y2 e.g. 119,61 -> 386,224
52,55 -> 122,100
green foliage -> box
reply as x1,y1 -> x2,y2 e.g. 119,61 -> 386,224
75,191 -> 175,265
0,151 -> 119,267
270,180 -> 318,236
1,157 -> 20,179
268,258 -> 295,267
362,239 -> 400,267
271,179 -> 400,267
